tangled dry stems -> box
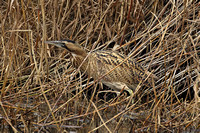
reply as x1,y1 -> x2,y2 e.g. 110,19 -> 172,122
0,0 -> 200,132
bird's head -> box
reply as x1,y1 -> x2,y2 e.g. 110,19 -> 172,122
45,40 -> 87,57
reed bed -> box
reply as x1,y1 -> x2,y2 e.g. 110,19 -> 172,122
0,0 -> 199,132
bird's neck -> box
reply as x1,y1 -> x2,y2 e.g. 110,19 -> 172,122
71,53 -> 89,73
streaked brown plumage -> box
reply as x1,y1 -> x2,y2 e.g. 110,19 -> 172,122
45,40 -> 155,94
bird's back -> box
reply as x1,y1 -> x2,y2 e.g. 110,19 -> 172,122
87,51 -> 153,91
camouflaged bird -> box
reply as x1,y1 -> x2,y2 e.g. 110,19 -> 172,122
45,40 -> 155,94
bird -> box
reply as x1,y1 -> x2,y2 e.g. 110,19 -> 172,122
45,40 -> 155,95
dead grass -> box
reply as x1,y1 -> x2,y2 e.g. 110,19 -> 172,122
0,0 -> 200,132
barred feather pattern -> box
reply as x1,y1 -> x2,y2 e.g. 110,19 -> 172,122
72,50 -> 154,91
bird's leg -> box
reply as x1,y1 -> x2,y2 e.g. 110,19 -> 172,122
124,86 -> 135,104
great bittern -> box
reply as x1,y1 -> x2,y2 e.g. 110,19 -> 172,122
45,40 -> 155,94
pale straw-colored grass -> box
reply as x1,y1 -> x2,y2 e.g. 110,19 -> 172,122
0,0 -> 199,132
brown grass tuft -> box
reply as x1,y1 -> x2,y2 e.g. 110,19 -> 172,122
0,0 -> 199,132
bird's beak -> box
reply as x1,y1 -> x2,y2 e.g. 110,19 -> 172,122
44,41 -> 65,48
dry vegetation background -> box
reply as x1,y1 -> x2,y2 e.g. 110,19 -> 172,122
0,0 -> 200,132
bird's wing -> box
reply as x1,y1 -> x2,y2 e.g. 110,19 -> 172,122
89,51 -> 154,87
